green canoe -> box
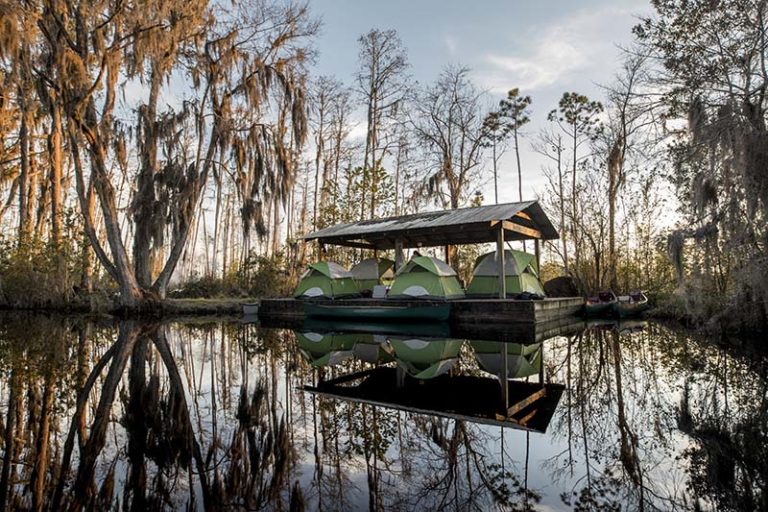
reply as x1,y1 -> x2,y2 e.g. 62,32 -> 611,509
583,291 -> 618,318
304,302 -> 451,322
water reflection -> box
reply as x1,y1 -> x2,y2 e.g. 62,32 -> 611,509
0,314 -> 764,510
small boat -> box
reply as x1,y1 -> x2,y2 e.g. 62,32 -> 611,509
583,291 -> 617,318
613,291 -> 649,318
304,302 -> 451,322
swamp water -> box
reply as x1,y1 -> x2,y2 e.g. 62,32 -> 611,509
0,313 -> 764,511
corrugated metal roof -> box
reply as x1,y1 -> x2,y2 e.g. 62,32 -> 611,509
303,201 -> 559,248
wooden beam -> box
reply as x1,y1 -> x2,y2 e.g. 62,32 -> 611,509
500,220 -> 542,239
534,239 -> 541,273
507,387 -> 546,416
514,211 -> 532,221
323,240 -> 377,250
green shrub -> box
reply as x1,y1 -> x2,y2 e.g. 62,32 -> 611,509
170,252 -> 295,299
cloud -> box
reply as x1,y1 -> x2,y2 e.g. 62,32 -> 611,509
484,40 -> 587,91
478,5 -> 641,93
443,34 -> 458,56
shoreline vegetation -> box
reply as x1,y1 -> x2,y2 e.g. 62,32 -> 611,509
0,1 -> 766,338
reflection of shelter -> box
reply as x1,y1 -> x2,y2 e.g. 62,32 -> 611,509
389,338 -> 463,379
352,335 -> 394,364
472,341 -> 542,379
304,368 -> 564,433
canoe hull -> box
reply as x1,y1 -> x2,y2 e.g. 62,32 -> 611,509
613,300 -> 649,319
305,302 -> 451,322
583,302 -> 615,318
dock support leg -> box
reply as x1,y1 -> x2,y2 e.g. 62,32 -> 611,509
496,224 -> 506,299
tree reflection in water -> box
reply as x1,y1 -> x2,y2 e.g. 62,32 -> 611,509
0,314 -> 764,510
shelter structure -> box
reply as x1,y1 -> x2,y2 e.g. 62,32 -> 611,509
304,201 -> 558,299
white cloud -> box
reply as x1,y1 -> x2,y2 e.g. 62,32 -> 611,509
443,34 -> 458,56
478,5 -> 640,93
484,39 -> 587,91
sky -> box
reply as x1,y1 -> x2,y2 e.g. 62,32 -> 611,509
307,0 -> 654,204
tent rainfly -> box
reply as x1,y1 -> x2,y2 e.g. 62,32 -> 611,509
467,250 -> 545,297
294,262 -> 359,299
388,256 -> 465,300
350,258 -> 395,293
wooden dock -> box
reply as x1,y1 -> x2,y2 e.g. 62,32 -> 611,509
257,297 -> 584,325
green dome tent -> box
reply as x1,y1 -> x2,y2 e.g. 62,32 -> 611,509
388,256 -> 465,300
295,331 -> 358,367
350,258 -> 395,293
466,250 -> 545,297
294,261 -> 359,299
470,341 -> 542,379
390,337 -> 464,379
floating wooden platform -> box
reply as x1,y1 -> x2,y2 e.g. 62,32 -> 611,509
257,297 -> 584,325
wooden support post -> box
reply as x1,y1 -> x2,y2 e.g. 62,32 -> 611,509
444,245 -> 450,265
534,239 -> 541,274
395,239 -> 404,271
496,224 -> 506,299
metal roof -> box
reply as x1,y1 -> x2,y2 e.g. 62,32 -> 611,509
303,200 -> 559,249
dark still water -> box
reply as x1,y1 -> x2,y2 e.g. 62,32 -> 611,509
0,314 -> 765,511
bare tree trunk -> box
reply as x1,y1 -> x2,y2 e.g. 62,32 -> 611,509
31,374 -> 55,512
557,136 -> 569,273
133,72 -> 162,289
18,98 -> 31,245
49,104 -> 64,246
0,368 -> 21,511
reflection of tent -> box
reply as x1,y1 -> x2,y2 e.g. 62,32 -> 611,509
390,338 -> 463,379
466,250 -> 544,297
296,331 -> 358,367
352,335 -> 395,364
388,256 -> 465,300
294,262 -> 359,299
350,258 -> 395,293
471,341 -> 542,379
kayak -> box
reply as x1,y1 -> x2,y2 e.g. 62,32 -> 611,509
304,302 -> 451,322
